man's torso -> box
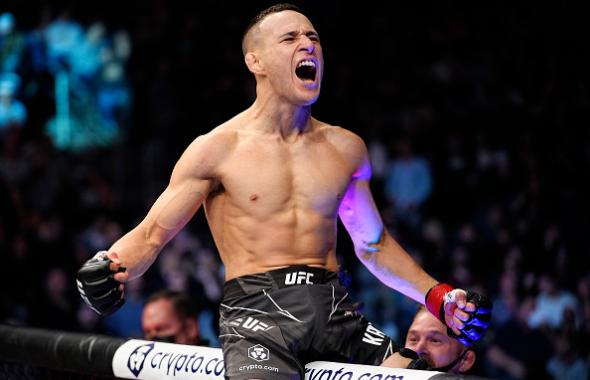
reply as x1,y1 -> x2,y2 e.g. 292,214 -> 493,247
202,116 -> 364,280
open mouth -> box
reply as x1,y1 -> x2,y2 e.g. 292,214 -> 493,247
295,59 -> 317,82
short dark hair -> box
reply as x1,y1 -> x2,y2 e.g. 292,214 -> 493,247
242,3 -> 303,54
145,290 -> 198,320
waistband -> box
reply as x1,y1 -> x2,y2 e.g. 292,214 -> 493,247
223,265 -> 341,298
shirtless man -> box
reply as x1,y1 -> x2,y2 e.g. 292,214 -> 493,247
76,4 -> 491,379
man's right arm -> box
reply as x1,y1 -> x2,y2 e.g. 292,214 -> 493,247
77,132 -> 229,314
109,169 -> 213,280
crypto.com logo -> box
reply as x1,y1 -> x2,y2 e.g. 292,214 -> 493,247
127,342 -> 155,377
247,344 -> 269,362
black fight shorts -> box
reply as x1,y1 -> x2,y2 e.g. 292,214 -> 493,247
219,266 -> 397,379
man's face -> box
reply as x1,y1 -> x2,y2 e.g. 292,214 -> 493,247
253,10 -> 324,105
405,311 -> 466,372
142,298 -> 188,344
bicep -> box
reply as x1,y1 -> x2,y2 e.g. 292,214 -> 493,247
138,139 -> 217,246
338,178 -> 384,250
142,177 -> 212,244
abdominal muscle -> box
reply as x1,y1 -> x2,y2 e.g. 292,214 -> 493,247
205,195 -> 340,280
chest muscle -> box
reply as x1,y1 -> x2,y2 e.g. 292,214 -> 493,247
217,138 -> 351,217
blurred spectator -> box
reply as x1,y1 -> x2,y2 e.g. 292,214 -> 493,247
96,29 -> 132,131
141,290 -> 206,346
0,72 -> 27,134
30,267 -> 79,331
191,247 -> 224,307
77,215 -> 122,259
528,273 -> 579,330
152,231 -> 222,345
70,22 -> 106,82
403,305 -> 476,374
0,119 -> 28,186
101,276 -> 145,338
384,137 -> 432,231
76,302 -> 102,333
155,230 -> 201,292
41,11 -> 131,151
546,329 -> 589,380
576,274 -> 590,359
486,295 -> 553,380
491,270 -> 520,327
43,10 -> 84,74
353,264 -> 401,341
0,12 -> 25,72
366,125 -> 389,207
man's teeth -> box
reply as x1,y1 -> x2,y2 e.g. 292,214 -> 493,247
297,60 -> 315,68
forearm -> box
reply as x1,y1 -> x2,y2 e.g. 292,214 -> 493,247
108,222 -> 169,280
339,172 -> 437,303
356,231 -> 437,303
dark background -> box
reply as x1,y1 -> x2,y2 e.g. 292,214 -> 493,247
1,1 -> 589,379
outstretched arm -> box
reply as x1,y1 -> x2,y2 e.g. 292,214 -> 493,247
77,133 -> 225,315
338,139 -> 491,346
111,135 -> 218,280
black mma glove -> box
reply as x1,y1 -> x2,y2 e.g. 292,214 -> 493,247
76,251 -> 126,316
425,283 -> 492,346
454,290 -> 493,345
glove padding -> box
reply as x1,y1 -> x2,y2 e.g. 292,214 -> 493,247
76,251 -> 125,316
425,283 -> 492,346
450,290 -> 492,346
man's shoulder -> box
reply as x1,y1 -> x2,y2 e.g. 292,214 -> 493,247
314,120 -> 366,148
178,123 -> 240,173
316,121 -> 367,157
200,111 -> 260,143
189,122 -> 240,151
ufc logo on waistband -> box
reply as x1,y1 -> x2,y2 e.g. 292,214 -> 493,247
285,271 -> 314,285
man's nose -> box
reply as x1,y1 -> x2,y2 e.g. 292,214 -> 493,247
412,340 -> 427,355
299,36 -> 315,54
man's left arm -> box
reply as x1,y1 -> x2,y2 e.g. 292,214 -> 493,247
338,145 -> 491,346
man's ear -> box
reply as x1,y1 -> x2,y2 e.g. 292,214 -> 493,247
245,52 -> 264,75
457,350 -> 476,373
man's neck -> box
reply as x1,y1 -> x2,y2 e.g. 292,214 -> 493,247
248,95 -> 312,140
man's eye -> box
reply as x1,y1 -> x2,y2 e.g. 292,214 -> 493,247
282,37 -> 295,42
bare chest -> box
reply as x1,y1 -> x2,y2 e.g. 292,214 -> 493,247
215,138 -> 353,216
